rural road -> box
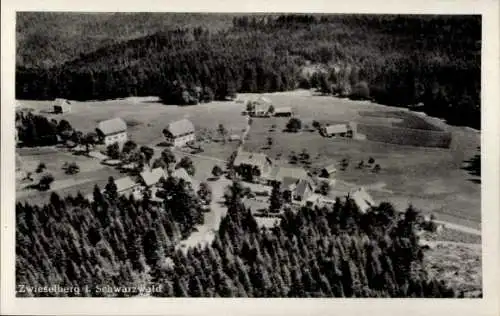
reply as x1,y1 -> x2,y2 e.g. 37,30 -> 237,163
178,177 -> 231,251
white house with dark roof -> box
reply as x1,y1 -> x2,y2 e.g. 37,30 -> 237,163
53,98 -> 71,114
163,119 -> 195,147
265,166 -> 315,203
96,117 -> 128,146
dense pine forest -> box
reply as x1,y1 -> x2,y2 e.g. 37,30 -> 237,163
16,13 -> 481,128
16,180 -> 466,298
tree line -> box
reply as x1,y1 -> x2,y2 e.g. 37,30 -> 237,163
16,14 -> 480,128
16,179 -> 472,297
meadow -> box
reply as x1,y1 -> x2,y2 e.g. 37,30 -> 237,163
16,90 -> 481,229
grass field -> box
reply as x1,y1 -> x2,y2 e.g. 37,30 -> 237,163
17,90 -> 481,229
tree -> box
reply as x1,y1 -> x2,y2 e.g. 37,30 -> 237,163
140,146 -> 154,166
319,181 -> 330,196
340,158 -> 349,171
350,81 -> 370,100
357,160 -> 364,169
197,182 -> 212,205
106,143 -> 120,160
246,101 -> 255,114
368,157 -> 375,164
269,181 -> 283,213
286,118 -> 302,132
104,176 -> 118,200
83,132 -> 98,154
267,137 -> 273,148
65,162 -> 80,175
38,173 -> 54,191
217,124 -> 228,143
212,165 -> 223,179
36,162 -> 46,173
312,120 -> 321,130
372,164 -> 381,173
176,156 -> 195,176
122,140 -> 138,157
161,148 -> 176,166
268,104 -> 275,115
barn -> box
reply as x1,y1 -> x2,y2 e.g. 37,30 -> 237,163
273,107 -> 293,117
163,119 -> 195,147
320,164 -> 337,178
320,124 -> 348,137
96,117 -> 128,146
53,98 -> 71,114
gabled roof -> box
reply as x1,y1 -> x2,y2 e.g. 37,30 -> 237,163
172,167 -> 192,184
295,179 -> 313,198
281,176 -> 299,190
322,164 -> 337,174
324,124 -> 348,134
165,119 -> 195,137
233,151 -> 271,171
55,98 -> 71,105
114,176 -> 137,192
267,166 -> 309,183
349,187 -> 375,213
97,117 -> 127,136
274,107 -> 292,114
140,168 -> 166,187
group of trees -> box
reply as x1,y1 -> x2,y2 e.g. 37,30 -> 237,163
16,176 -> 469,297
15,112 -> 73,147
16,14 -> 480,128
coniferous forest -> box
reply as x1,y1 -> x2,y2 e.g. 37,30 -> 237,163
16,180 -> 463,298
16,13 -> 480,128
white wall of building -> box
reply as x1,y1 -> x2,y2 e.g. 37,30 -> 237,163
104,132 -> 128,146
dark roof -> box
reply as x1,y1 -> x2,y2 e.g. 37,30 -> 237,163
97,117 -> 127,136
166,119 -> 195,137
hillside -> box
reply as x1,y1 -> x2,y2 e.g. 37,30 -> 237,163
16,13 -> 481,128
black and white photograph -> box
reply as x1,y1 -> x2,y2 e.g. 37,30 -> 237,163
1,1 -> 499,315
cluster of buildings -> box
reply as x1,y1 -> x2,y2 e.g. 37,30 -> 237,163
86,166 -> 195,203
95,117 -> 196,148
232,150 -> 374,212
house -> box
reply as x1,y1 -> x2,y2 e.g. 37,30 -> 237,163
249,97 -> 272,117
349,187 -> 375,213
273,107 -> 293,117
139,167 -> 166,188
163,119 -> 195,147
264,166 -> 309,184
233,151 -> 273,180
53,98 -> 71,114
320,124 -> 348,137
96,117 -> 128,146
320,164 -> 337,178
114,176 -> 140,196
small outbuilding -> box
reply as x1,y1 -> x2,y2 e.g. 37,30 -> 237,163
53,98 -> 71,114
320,164 -> 337,178
273,107 -> 293,117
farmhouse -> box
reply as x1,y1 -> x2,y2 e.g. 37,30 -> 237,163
265,166 -> 309,184
349,187 -> 375,213
139,167 -> 166,188
96,117 -> 128,146
163,119 -> 195,147
273,107 -> 293,117
320,164 -> 337,178
114,176 -> 140,196
53,98 -> 71,114
285,178 -> 315,202
233,151 -> 273,179
248,96 -> 273,117
320,124 -> 348,137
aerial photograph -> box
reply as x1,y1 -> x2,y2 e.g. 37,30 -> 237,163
14,12 -> 481,298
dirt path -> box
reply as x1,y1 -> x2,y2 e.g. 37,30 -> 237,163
178,177 -> 231,251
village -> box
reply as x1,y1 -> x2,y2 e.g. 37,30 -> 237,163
15,93 -> 452,251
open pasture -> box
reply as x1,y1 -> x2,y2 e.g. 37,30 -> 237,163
18,91 -> 480,228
